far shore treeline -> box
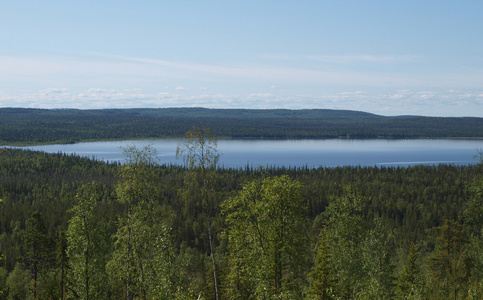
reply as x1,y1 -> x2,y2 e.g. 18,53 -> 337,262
1,107 -> 483,145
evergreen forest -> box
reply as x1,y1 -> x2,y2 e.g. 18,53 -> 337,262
2,107 -> 483,145
0,125 -> 483,299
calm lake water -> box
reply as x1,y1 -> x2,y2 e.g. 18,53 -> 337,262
12,139 -> 483,169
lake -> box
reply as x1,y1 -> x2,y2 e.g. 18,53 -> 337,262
13,139 -> 483,169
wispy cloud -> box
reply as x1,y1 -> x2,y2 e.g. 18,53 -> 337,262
2,53 -> 483,92
262,54 -> 417,64
307,55 -> 416,64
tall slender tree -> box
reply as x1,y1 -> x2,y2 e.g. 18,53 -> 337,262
23,211 -> 51,300
56,231 -> 68,300
308,228 -> 338,300
66,181 -> 109,299
177,126 -> 221,300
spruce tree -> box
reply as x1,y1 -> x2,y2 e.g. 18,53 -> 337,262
308,228 -> 338,299
396,242 -> 423,299
428,219 -> 471,299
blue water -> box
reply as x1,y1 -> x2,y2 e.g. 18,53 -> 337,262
11,139 -> 483,169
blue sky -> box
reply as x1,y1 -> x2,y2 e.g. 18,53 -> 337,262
2,1 -> 483,116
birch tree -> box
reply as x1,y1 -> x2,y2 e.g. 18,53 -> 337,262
222,175 -> 308,299
67,181 -> 109,299
176,126 -> 221,300
107,145 -> 175,299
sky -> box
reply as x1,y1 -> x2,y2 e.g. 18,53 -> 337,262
1,1 -> 483,117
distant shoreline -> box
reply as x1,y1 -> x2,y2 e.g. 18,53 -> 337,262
1,107 -> 483,145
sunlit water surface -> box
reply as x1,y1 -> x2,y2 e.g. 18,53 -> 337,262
11,139 -> 483,169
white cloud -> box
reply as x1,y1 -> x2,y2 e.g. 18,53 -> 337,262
40,88 -> 70,94
1,88 -> 482,117
87,88 -> 109,93
175,86 -> 188,91
339,91 -> 367,96
248,93 -> 273,98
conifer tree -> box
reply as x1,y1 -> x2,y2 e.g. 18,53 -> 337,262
396,242 -> 423,299
428,219 -> 471,299
23,211 -> 51,300
308,228 -> 338,299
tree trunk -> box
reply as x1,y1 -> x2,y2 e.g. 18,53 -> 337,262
207,213 -> 219,300
126,207 -> 131,300
33,260 -> 38,300
85,250 -> 89,300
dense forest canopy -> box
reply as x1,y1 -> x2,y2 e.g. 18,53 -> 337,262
1,107 -> 483,145
0,144 -> 482,298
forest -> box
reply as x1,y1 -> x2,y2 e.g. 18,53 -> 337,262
0,125 -> 483,299
1,107 -> 483,145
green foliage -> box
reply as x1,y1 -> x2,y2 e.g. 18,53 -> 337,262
176,126 -> 219,171
308,228 -> 338,300
107,145 -> 176,299
428,219 -> 471,299
23,211 -> 52,299
176,126 -> 222,299
222,175 -> 308,299
5,263 -> 30,300
360,218 -> 396,299
396,243 -> 424,299
464,178 -> 483,236
1,149 -> 483,298
56,231 -> 68,300
321,189 -> 396,299
322,188 -> 369,298
0,255 -> 7,297
66,182 -> 110,299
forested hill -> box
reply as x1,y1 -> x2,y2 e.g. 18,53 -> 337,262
1,107 -> 483,145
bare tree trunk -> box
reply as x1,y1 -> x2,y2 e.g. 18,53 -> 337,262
126,208 -> 131,300
84,214 -> 90,300
207,212 -> 219,300
139,257 -> 146,300
33,261 -> 38,300
85,250 -> 89,300
60,261 -> 65,299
